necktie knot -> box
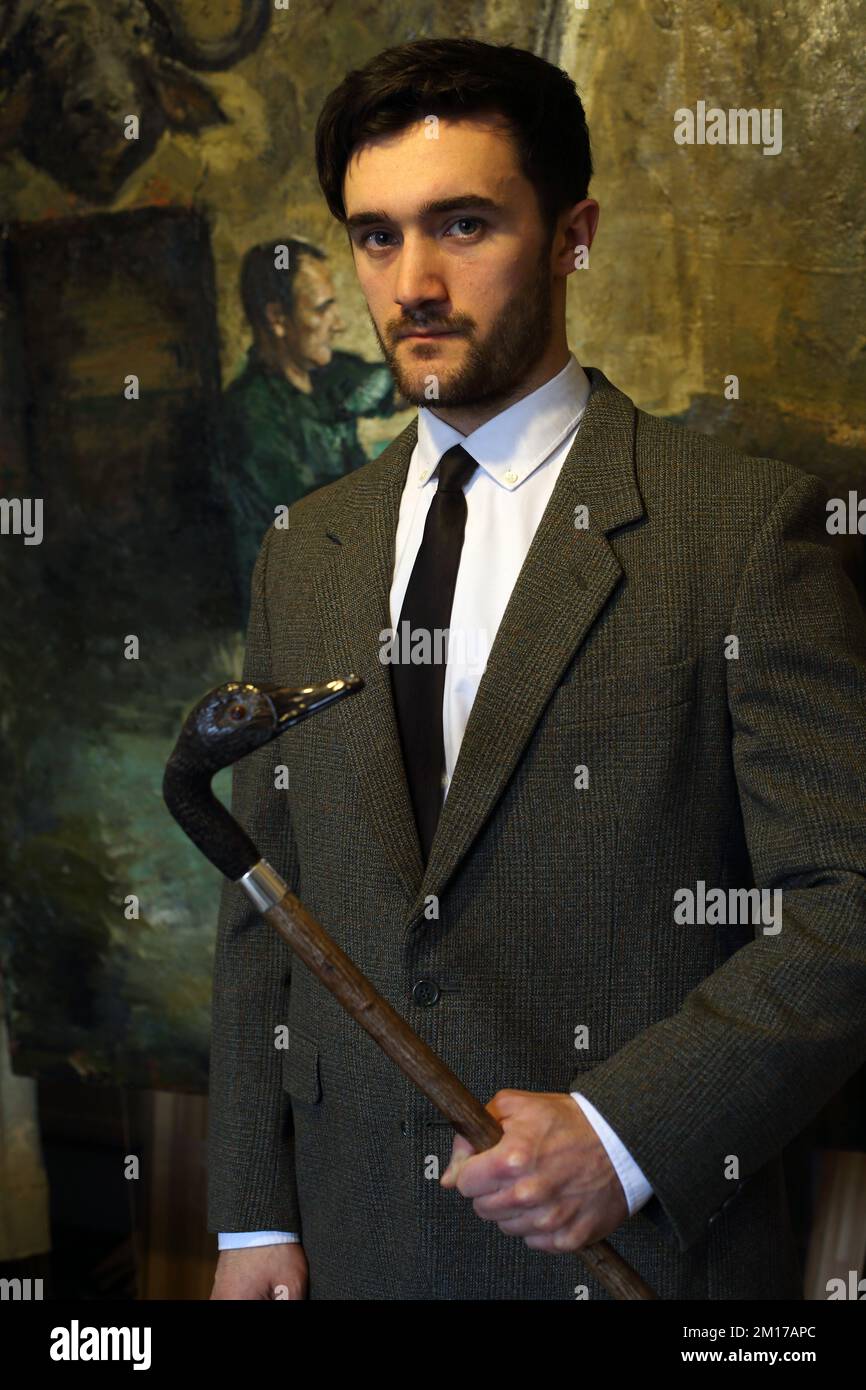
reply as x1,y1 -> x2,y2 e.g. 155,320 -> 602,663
436,443 -> 478,494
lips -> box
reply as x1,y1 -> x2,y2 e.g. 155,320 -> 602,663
398,329 -> 458,339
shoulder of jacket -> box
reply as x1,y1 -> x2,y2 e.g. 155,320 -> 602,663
275,415 -> 417,546
262,462 -> 374,575
633,403 -> 815,506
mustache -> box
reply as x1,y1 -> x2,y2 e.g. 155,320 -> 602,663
389,316 -> 471,339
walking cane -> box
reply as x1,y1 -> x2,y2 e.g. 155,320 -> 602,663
163,674 -> 656,1301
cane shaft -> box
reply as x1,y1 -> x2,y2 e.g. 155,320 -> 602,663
264,889 -> 656,1301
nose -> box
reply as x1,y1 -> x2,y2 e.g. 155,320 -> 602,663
393,233 -> 448,316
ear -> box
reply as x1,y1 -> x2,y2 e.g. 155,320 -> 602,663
150,57 -> 227,133
264,301 -> 288,335
0,68 -> 34,154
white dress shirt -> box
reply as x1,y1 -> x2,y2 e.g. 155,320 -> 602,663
219,353 -> 652,1251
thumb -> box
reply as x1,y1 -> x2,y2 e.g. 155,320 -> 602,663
440,1133 -> 476,1187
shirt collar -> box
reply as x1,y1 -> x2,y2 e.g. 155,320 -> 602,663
413,353 -> 591,490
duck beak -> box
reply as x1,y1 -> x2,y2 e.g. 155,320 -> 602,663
264,675 -> 364,729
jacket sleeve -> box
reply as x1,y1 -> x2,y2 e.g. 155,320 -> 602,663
574,469 -> 866,1252
207,523 -> 303,1235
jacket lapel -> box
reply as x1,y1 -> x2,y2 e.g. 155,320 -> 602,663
312,418 -> 425,902
312,366 -> 645,926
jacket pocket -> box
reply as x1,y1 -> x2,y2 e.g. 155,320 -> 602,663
280,1029 -> 322,1104
545,654 -> 699,724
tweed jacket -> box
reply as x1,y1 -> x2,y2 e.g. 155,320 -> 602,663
207,365 -> 866,1300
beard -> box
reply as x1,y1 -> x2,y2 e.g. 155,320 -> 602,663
367,238 -> 554,410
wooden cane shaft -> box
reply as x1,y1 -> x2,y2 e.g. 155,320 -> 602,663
264,889 -> 655,1301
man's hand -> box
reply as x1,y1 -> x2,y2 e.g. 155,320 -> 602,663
440,1090 -> 628,1252
210,1244 -> 309,1300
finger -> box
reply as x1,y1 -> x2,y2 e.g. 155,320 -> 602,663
470,1176 -> 549,1221
523,1213 -> 594,1253
494,1204 -> 568,1237
454,1143 -> 532,1198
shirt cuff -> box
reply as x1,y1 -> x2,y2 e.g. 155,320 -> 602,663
218,1231 -> 301,1249
570,1092 -> 653,1216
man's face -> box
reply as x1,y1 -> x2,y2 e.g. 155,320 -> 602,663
268,256 -> 345,369
343,115 -> 557,408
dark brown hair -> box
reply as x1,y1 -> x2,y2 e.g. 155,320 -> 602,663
239,238 -> 327,330
314,38 -> 593,239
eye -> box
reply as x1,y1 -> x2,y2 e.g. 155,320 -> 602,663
360,229 -> 396,251
445,217 -> 485,238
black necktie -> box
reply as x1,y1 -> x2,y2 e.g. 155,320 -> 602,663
390,443 -> 479,862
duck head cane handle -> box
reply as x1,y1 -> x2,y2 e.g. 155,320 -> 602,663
163,676 -> 656,1302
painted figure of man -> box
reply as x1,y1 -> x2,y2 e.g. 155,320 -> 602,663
221,236 -> 398,617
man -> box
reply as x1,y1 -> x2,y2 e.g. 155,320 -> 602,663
208,38 -> 866,1300
221,236 -> 398,619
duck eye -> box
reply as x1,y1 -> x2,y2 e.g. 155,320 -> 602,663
227,703 -> 247,721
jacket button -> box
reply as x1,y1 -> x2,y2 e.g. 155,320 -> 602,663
412,978 -> 440,1006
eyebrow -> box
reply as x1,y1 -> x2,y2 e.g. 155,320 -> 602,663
345,194 -> 503,233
